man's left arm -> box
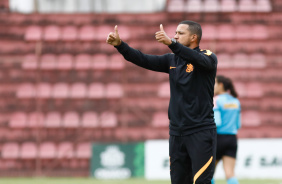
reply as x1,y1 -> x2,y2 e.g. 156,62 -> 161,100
155,24 -> 217,70
169,42 -> 217,70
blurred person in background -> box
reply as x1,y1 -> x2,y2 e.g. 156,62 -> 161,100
106,20 -> 217,184
212,75 -> 241,184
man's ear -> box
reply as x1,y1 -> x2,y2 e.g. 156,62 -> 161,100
192,34 -> 197,42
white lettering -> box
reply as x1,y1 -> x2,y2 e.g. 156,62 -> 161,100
94,168 -> 131,179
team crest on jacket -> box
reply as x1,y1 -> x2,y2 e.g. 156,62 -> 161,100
200,49 -> 213,56
186,63 -> 194,73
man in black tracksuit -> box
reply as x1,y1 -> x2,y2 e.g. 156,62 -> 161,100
107,20 -> 217,184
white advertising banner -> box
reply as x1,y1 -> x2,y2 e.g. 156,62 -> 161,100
215,138 -> 282,179
145,138 -> 282,180
145,140 -> 170,180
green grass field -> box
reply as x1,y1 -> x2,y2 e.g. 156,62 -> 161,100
0,178 -> 282,184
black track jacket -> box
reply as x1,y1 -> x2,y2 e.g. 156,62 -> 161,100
115,41 -> 218,136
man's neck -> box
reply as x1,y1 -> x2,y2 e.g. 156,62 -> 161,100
189,43 -> 199,49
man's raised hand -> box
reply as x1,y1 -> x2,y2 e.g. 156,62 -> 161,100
106,25 -> 121,46
155,24 -> 172,45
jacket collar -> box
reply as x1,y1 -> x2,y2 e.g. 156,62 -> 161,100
193,46 -> 200,51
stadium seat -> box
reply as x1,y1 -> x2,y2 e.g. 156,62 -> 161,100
246,83 -> 263,98
238,0 -> 255,12
186,0 -> 203,12
235,25 -> 252,40
78,25 -> 95,41
249,53 -> 266,68
100,111 -> 118,127
87,83 -> 105,99
62,111 -> 80,128
22,54 -> 38,69
21,142 -> 37,159
16,83 -> 35,98
74,54 -> 91,70
256,0 -> 272,12
167,0 -> 185,12
57,54 -> 73,70
45,111 -> 62,128
143,128 -> 160,140
164,24 -> 177,38
2,142 -> 20,159
203,0 -> 220,12
57,142 -> 74,159
232,53 -> 250,68
92,54 -> 108,70
81,112 -> 99,128
234,82 -> 247,97
61,26 -> 78,41
218,25 -> 234,40
264,112 -> 282,125
216,53 -> 233,68
96,25 -> 112,41
25,26 -> 42,41
109,54 -> 125,70
39,142 -> 56,159
76,142 -> 91,159
241,110 -> 261,126
125,128 -> 145,141
201,25 -> 216,40
260,97 -> 282,111
52,83 -> 69,98
43,25 -> 61,41
37,83 -> 52,98
252,25 -> 268,40
220,0 -> 237,12
116,26 -> 131,41
9,112 -> 27,128
151,112 -> 169,127
158,82 -> 170,98
40,54 -> 57,70
105,83 -> 123,98
27,112 -> 44,128
70,82 -> 87,98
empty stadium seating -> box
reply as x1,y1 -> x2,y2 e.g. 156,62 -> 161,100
2,142 -> 20,159
43,25 -> 61,41
25,26 -> 42,41
61,26 -> 78,41
0,0 -> 281,177
57,54 -> 73,70
57,142 -> 74,159
62,111 -> 80,128
151,112 -> 169,127
39,142 -> 56,159
21,142 -> 37,159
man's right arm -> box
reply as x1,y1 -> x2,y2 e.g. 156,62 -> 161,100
115,41 -> 170,73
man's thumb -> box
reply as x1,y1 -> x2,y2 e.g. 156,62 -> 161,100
160,24 -> 164,31
115,25 -> 119,34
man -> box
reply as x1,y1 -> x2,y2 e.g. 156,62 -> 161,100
106,20 -> 217,184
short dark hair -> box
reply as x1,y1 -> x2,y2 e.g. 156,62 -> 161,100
179,20 -> 202,44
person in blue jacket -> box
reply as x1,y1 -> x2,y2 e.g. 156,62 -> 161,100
212,75 -> 241,184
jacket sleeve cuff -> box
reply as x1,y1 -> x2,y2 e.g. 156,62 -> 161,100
114,41 -> 128,54
168,42 -> 181,54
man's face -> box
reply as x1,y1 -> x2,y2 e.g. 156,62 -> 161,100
174,24 -> 195,47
